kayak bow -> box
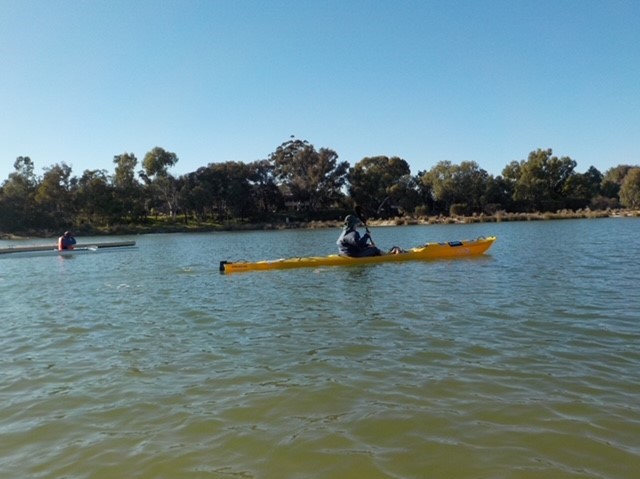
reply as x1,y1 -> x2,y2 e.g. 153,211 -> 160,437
220,236 -> 496,273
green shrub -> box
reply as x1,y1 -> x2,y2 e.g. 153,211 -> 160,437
449,203 -> 468,216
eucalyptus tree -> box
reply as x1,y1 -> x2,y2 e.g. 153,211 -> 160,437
113,153 -> 145,221
414,170 -> 435,215
76,169 -> 115,225
141,147 -> 180,217
270,138 -> 348,212
178,168 -> 216,221
419,161 -> 455,215
35,162 -> 75,227
619,167 -> 640,208
506,148 -> 577,211
246,159 -> 283,215
0,156 -> 40,231
454,161 -> 490,213
215,161 -> 256,219
483,175 -> 513,213
200,161 -> 256,219
420,160 -> 489,215
347,156 -> 413,218
562,166 -> 603,209
141,146 -> 179,177
388,173 -> 422,216
113,153 -> 138,190
600,165 -> 634,200
180,162 -> 256,221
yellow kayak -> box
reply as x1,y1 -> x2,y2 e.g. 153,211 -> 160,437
220,236 -> 496,273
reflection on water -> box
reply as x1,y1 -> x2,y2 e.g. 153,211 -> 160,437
1,219 -> 639,478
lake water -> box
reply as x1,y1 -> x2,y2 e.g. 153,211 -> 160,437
1,218 -> 639,479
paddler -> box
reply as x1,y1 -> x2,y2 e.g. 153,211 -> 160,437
336,215 -> 382,257
58,231 -> 77,251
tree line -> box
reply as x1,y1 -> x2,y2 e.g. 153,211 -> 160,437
1,137 -> 639,235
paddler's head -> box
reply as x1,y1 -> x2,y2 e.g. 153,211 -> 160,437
343,215 -> 361,230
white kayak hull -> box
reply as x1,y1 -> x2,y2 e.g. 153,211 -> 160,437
0,241 -> 137,258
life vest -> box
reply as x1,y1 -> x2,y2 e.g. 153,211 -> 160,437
58,236 -> 74,250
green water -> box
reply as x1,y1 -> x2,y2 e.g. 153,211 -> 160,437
1,218 -> 639,478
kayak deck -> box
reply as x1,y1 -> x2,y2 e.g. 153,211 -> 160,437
220,236 -> 496,273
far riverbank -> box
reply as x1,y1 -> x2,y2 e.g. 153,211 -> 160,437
2,208 -> 638,241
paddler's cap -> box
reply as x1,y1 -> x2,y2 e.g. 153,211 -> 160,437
64,231 -> 72,237
343,214 -> 361,229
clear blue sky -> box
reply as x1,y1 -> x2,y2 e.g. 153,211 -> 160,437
1,0 -> 638,183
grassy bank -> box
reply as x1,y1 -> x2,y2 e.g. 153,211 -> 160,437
380,208 -> 640,226
2,209 -> 638,240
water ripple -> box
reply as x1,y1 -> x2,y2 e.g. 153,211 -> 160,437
1,220 -> 639,478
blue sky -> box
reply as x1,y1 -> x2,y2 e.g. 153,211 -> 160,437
1,0 -> 638,183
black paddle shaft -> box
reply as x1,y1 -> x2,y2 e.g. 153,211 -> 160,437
355,206 -> 375,246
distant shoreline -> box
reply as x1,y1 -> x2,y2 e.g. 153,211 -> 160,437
1,208 -> 638,240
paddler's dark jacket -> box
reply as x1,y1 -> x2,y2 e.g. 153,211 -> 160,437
337,227 -> 378,257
